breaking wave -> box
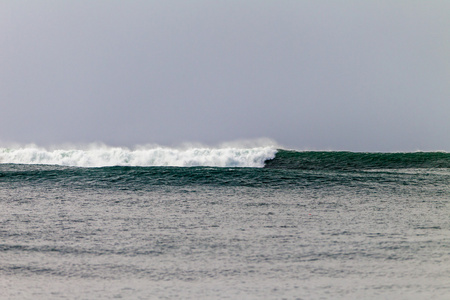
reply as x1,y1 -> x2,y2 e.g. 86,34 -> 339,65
0,145 -> 278,168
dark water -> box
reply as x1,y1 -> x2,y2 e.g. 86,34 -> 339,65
1,151 -> 450,299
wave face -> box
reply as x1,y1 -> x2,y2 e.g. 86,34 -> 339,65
265,150 -> 450,170
0,146 -> 277,168
2,146 -> 449,170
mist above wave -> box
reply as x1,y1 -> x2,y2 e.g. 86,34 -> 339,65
0,142 -> 278,168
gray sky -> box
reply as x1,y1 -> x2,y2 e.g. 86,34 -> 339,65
1,1 -> 449,151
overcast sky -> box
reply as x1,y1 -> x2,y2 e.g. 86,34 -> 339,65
1,1 -> 449,151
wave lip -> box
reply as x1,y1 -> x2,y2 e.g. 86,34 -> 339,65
0,146 -> 278,168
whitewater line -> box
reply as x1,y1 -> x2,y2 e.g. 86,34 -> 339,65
0,146 -> 278,168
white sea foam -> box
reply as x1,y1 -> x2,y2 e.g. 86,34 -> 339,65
0,144 -> 278,168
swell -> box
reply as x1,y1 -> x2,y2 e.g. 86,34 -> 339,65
264,150 -> 450,170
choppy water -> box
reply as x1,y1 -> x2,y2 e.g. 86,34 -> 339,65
1,149 -> 450,299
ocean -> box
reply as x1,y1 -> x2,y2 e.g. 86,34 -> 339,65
1,146 -> 449,299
